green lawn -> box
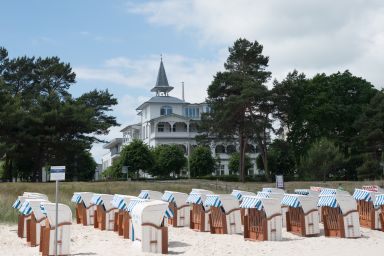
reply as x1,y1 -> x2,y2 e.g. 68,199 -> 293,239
1,179 -> 382,223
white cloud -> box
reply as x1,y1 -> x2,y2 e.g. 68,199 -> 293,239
129,0 -> 384,87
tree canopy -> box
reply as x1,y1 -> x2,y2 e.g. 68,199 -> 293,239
189,146 -> 215,177
0,47 -> 118,181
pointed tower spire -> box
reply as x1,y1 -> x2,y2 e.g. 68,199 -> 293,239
151,57 -> 174,96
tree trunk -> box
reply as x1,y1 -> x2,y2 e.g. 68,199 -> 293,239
239,133 -> 246,183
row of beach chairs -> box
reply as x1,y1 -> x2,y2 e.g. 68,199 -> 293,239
12,185 -> 384,255
11,192 -> 72,256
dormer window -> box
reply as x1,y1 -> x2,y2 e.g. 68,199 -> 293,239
160,105 -> 172,116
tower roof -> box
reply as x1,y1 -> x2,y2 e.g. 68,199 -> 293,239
151,58 -> 174,95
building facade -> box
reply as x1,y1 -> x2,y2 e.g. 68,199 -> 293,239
101,59 -> 260,177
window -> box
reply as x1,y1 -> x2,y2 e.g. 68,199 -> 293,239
158,123 -> 164,132
184,107 -> 200,118
160,105 -> 172,116
220,165 -> 225,176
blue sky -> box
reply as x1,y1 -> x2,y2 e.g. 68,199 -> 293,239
2,0 -> 384,162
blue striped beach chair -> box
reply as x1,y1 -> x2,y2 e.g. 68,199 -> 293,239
186,189 -> 213,232
353,187 -> 383,230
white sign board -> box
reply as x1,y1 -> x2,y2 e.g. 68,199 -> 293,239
275,175 -> 284,189
50,166 -> 66,181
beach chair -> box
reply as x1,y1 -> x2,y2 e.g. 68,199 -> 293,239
125,198 -> 150,239
353,187 -> 383,230
138,190 -> 163,200
22,199 -> 48,247
91,194 -> 117,230
186,189 -> 213,232
71,192 -> 95,226
205,194 -> 242,234
262,187 -> 285,194
40,203 -> 72,256
318,192 -> 361,238
374,194 -> 384,232
13,193 -> 48,238
161,191 -> 190,227
111,194 -> 136,236
231,190 -> 256,225
241,196 -> 282,241
131,200 -> 170,254
281,194 -> 320,236
257,190 -> 288,228
294,189 -> 320,197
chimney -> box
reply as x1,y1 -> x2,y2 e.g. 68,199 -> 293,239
181,81 -> 185,101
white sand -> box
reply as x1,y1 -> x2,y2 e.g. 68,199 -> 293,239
1,223 -> 383,256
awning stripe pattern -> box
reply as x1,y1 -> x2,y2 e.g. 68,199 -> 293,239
186,193 -> 202,204
362,185 -> 380,192
231,190 -> 243,201
165,207 -> 174,218
256,192 -> 270,198
317,195 -> 338,208
204,195 -> 222,207
138,191 -> 149,199
161,192 -> 175,203
319,188 -> 337,196
374,194 -> 384,207
262,188 -> 273,193
19,201 -> 32,215
40,204 -> 47,215
240,196 -> 263,210
111,195 -> 128,210
294,189 -> 310,195
126,198 -> 148,212
71,194 -> 83,204
91,195 -> 103,205
12,199 -> 21,209
281,195 -> 301,208
353,189 -> 372,202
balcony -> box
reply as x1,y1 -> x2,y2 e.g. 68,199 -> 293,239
151,131 -> 198,139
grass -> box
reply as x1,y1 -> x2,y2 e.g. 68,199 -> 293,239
1,179 -> 382,223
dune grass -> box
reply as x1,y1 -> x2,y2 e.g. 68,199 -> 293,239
1,179 -> 382,223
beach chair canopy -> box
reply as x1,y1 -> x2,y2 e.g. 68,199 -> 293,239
256,191 -> 270,198
27,199 -> 48,221
13,193 -> 48,209
319,188 -> 350,196
71,192 -> 94,207
204,194 -> 239,211
186,189 -> 213,205
126,198 -> 149,212
294,189 -> 320,197
138,190 -> 163,200
19,198 -> 48,216
231,190 -> 256,201
281,194 -> 317,213
362,185 -> 384,193
352,189 -> 378,202
374,194 -> 384,207
41,203 -> 72,228
318,194 -> 357,213
262,188 -> 285,194
132,200 -> 170,226
161,191 -> 188,207
111,195 -> 137,210
240,196 -> 281,218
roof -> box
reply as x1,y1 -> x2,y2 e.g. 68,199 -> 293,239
103,138 -> 123,149
136,96 -> 187,110
151,59 -> 174,94
120,123 -> 141,132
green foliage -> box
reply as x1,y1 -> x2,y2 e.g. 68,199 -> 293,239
0,47 -> 118,181
299,138 -> 346,181
201,38 -> 273,182
150,144 -> 186,177
228,152 -> 252,175
190,146 -> 215,177
356,154 -> 381,180
268,139 -> 296,180
119,139 -> 154,178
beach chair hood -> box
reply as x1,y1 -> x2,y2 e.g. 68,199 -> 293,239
162,191 -> 188,207
204,194 -> 239,212
41,203 -> 72,228
138,190 -> 163,200
231,190 -> 256,201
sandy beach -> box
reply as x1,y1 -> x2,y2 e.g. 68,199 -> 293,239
1,223 -> 383,256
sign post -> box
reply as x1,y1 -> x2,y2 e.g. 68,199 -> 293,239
50,166 -> 65,256
275,174 -> 284,189
122,166 -> 129,181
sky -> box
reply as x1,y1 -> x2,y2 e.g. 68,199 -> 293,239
1,0 -> 384,163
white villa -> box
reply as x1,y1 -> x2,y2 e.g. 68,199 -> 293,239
101,59 -> 260,177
